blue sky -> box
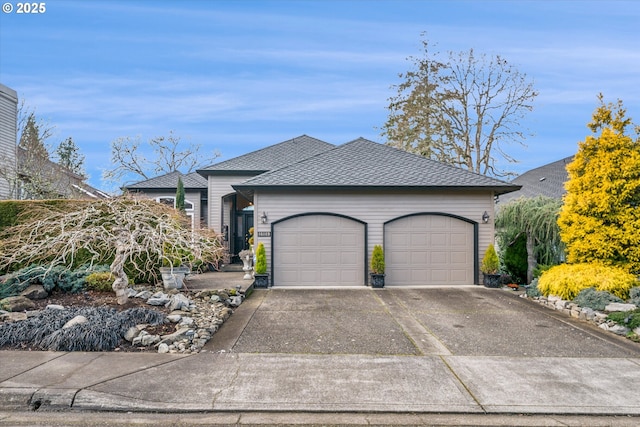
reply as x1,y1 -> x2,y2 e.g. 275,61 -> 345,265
1,0 -> 638,192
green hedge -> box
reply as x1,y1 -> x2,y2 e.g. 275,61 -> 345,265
0,200 -> 91,231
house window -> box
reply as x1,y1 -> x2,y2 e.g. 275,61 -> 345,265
155,196 -> 195,228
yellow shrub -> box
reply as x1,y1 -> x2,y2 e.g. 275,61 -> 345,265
538,263 -> 638,300
85,272 -> 116,292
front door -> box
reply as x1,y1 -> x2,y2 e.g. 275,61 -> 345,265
234,210 -> 254,254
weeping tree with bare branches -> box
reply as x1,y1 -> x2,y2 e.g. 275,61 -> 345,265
495,196 -> 564,284
0,198 -> 223,304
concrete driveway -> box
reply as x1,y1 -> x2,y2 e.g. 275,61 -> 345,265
207,286 -> 640,358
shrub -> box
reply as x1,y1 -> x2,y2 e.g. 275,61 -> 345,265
607,309 -> 640,330
85,272 -> 116,292
254,242 -> 267,274
525,278 -> 542,297
573,287 -> 624,311
501,233 -> 527,284
537,263 -> 638,301
370,245 -> 385,274
0,264 -> 110,299
481,244 -> 499,274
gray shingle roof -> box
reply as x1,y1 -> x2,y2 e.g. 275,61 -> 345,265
499,156 -> 573,204
233,138 -> 520,194
197,135 -> 334,175
124,171 -> 207,190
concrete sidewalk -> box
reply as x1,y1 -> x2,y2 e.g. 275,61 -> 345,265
1,284 -> 640,423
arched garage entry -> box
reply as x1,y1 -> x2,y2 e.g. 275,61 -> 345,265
272,213 -> 367,286
384,213 -> 478,286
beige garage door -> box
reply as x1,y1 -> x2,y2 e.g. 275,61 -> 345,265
273,214 -> 365,286
385,214 -> 475,286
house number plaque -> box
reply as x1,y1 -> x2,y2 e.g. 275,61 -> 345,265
257,231 -> 271,237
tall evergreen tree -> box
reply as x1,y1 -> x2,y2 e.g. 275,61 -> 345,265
175,177 -> 185,212
558,95 -> 640,273
19,113 -> 49,159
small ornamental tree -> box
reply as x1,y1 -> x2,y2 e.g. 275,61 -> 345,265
558,96 -> 640,274
370,245 -> 385,274
481,244 -> 499,275
254,242 -> 267,274
495,196 -> 564,284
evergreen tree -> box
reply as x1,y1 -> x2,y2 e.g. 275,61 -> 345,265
558,95 -> 640,273
55,137 -> 86,177
175,177 -> 185,212
19,113 -> 49,159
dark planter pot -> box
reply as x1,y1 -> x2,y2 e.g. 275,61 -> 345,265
483,273 -> 501,288
370,273 -> 385,288
254,273 -> 270,288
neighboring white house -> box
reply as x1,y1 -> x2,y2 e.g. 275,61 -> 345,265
0,83 -> 18,200
129,134 -> 520,286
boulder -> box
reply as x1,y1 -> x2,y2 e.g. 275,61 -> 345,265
604,303 -> 637,312
0,296 -> 36,312
20,284 -> 48,300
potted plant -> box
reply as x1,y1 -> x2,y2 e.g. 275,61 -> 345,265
481,243 -> 501,288
253,242 -> 269,288
160,243 -> 192,290
370,244 -> 385,288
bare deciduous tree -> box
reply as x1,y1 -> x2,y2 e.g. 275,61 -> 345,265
0,198 -> 224,304
103,130 -> 220,186
382,37 -> 538,177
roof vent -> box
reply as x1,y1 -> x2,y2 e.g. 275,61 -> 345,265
539,177 -> 546,182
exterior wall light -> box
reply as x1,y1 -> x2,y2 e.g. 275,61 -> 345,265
482,211 -> 490,223
261,212 -> 268,224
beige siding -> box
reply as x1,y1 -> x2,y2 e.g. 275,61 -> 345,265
254,189 -> 496,284
0,84 -> 18,199
208,174 -> 255,233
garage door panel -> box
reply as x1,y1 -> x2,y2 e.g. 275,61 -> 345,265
274,215 -> 365,286
385,215 -> 474,286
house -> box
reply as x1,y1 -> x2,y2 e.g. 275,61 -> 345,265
0,84 -> 18,200
128,134 -> 520,286
1,82 -> 109,201
196,135 -> 335,257
123,170 -> 208,228
203,136 -> 520,287
499,156 -> 573,205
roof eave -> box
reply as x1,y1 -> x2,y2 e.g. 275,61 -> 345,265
196,169 -> 268,177
232,184 -> 522,194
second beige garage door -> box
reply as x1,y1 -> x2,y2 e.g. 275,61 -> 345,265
273,214 -> 366,286
384,214 -> 475,286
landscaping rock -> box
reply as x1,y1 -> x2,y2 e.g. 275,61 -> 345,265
62,315 -> 88,329
20,284 -> 48,300
158,343 -> 169,353
0,296 -> 36,312
147,294 -> 171,306
124,326 -> 141,342
166,314 -> 182,323
168,293 -> 191,311
604,303 -> 637,312
134,290 -> 153,300
46,304 -> 65,310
